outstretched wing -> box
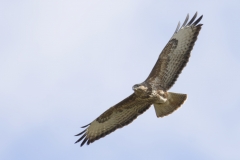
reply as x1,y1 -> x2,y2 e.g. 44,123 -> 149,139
145,12 -> 203,91
75,94 -> 151,146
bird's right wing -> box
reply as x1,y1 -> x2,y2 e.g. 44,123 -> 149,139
75,94 -> 151,146
145,12 -> 203,91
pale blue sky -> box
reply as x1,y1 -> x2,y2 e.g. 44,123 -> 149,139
1,1 -> 240,160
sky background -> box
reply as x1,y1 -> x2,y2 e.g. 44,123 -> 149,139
1,0 -> 240,160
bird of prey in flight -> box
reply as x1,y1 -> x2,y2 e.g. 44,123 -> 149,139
75,12 -> 203,147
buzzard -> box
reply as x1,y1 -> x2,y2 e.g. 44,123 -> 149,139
75,12 -> 203,146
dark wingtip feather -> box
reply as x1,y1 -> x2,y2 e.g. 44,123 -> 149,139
87,140 -> 91,145
187,12 -> 198,26
173,12 -> 203,35
75,128 -> 92,146
81,123 -> 90,128
75,133 -> 86,144
75,129 -> 86,136
180,13 -> 189,28
192,15 -> 203,26
174,21 -> 181,33
81,137 -> 88,147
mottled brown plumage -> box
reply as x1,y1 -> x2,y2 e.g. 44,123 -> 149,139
146,13 -> 202,91
75,12 -> 203,147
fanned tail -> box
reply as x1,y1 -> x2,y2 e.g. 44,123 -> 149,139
154,92 -> 187,117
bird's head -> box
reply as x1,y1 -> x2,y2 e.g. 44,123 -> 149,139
132,83 -> 148,95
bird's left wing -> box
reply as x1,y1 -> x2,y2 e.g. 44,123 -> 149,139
145,12 -> 203,91
75,94 -> 151,146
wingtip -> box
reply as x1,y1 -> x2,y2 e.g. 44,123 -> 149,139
80,138 -> 88,146
87,140 -> 91,145
192,14 -> 203,26
175,12 -> 203,33
75,129 -> 86,136
187,12 -> 198,26
180,13 -> 189,28
75,133 -> 86,143
81,123 -> 90,128
174,21 -> 181,34
186,13 -> 189,20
